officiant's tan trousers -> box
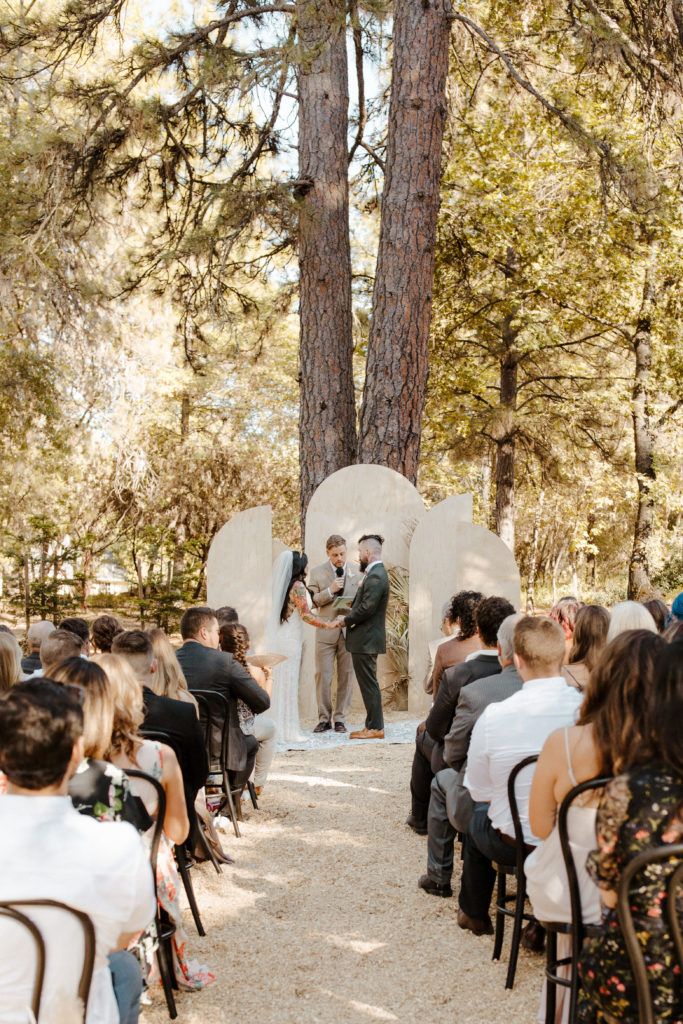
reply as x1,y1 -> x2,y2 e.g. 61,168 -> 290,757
315,634 -> 355,725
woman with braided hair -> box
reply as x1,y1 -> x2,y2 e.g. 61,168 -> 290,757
220,622 -> 276,796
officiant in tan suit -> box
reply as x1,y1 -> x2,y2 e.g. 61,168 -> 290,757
308,534 -> 361,734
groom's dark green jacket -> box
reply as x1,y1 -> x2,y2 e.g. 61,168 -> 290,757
343,563 -> 390,654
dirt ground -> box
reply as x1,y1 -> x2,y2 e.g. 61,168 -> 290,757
141,716 -> 544,1024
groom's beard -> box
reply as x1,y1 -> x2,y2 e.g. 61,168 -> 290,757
359,558 -> 368,572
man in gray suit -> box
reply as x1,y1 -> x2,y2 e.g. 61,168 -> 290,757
418,613 -> 524,897
308,534 -> 361,734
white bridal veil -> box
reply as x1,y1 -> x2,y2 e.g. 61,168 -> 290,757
262,549 -> 294,653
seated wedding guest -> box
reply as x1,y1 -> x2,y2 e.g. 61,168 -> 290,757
92,614 -> 124,653
577,638 -> 683,1024
111,630 -> 208,826
41,627 -> 84,675
216,606 -> 239,625
664,618 -> 683,642
606,600 -> 657,641
550,596 -> 584,661
526,629 -> 666,1023
96,652 -> 214,990
21,619 -> 55,673
426,590 -> 484,697
176,607 -> 270,790
665,590 -> 683,627
59,616 -> 92,655
147,627 -> 198,710
0,680 -> 155,1024
561,604 -> 610,691
457,617 -> 583,935
641,598 -> 668,633
0,632 -> 23,691
418,613 -> 524,897
49,656 -> 151,830
406,596 -> 513,835
220,621 -> 276,797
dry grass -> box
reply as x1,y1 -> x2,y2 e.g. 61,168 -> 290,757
141,724 -> 542,1024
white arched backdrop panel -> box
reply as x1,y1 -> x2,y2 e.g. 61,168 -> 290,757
300,465 -> 427,720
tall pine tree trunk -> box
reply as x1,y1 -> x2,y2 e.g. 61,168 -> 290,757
297,0 -> 356,528
357,0 -> 451,478
628,265 -> 657,599
494,318 -> 518,552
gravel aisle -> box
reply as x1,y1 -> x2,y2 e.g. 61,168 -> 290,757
142,729 -> 541,1024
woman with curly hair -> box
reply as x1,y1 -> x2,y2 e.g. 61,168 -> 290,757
428,590 -> 484,698
220,621 -> 275,795
91,615 -> 124,653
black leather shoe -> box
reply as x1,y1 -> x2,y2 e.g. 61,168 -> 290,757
418,874 -> 452,898
405,815 -> 428,835
521,919 -> 546,953
457,908 -> 493,935
333,722 -> 347,733
313,721 -> 332,733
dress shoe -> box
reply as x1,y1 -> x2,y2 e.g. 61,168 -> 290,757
349,727 -> 384,739
333,722 -> 347,733
253,785 -> 262,797
521,919 -> 546,953
406,815 -> 428,836
457,908 -> 493,935
215,850 -> 235,865
313,720 -> 331,733
418,874 -> 452,897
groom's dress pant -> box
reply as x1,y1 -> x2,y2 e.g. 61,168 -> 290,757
351,652 -> 384,730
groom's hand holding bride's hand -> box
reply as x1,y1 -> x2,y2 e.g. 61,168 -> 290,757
330,615 -> 346,628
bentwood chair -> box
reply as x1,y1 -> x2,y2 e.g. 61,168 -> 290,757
139,726 -> 209,935
0,903 -> 46,1021
1,899 -> 95,1022
617,842 -> 683,1024
543,776 -> 612,1024
125,768 -> 177,1020
492,754 -> 539,989
193,689 -> 258,839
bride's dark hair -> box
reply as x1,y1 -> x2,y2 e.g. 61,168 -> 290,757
280,551 -> 309,622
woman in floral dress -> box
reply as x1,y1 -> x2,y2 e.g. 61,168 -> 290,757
578,638 -> 683,1023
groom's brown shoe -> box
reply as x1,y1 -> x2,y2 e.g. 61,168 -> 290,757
349,727 -> 384,739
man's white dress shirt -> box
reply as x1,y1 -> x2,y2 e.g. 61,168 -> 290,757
464,676 -> 583,845
0,795 -> 155,1024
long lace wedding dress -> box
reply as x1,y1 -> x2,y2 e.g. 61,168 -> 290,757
263,551 -> 311,748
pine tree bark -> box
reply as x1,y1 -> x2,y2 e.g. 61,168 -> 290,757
628,266 -> 657,599
525,484 -> 545,612
357,0 -> 451,478
297,0 -> 356,528
494,317 -> 519,552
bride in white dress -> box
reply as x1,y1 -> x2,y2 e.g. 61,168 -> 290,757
262,550 -> 336,748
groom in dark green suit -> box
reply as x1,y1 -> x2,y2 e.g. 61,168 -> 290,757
333,534 -> 390,739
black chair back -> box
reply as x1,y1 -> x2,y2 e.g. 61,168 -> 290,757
508,754 -> 539,876
124,768 -> 166,877
3,899 -> 95,1020
617,842 -> 683,1024
0,903 -> 46,1020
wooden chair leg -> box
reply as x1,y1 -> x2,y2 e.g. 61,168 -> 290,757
246,781 -> 259,809
156,933 -> 178,1019
176,845 -> 205,937
505,879 -> 527,989
492,868 -> 506,962
545,931 -> 557,1023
